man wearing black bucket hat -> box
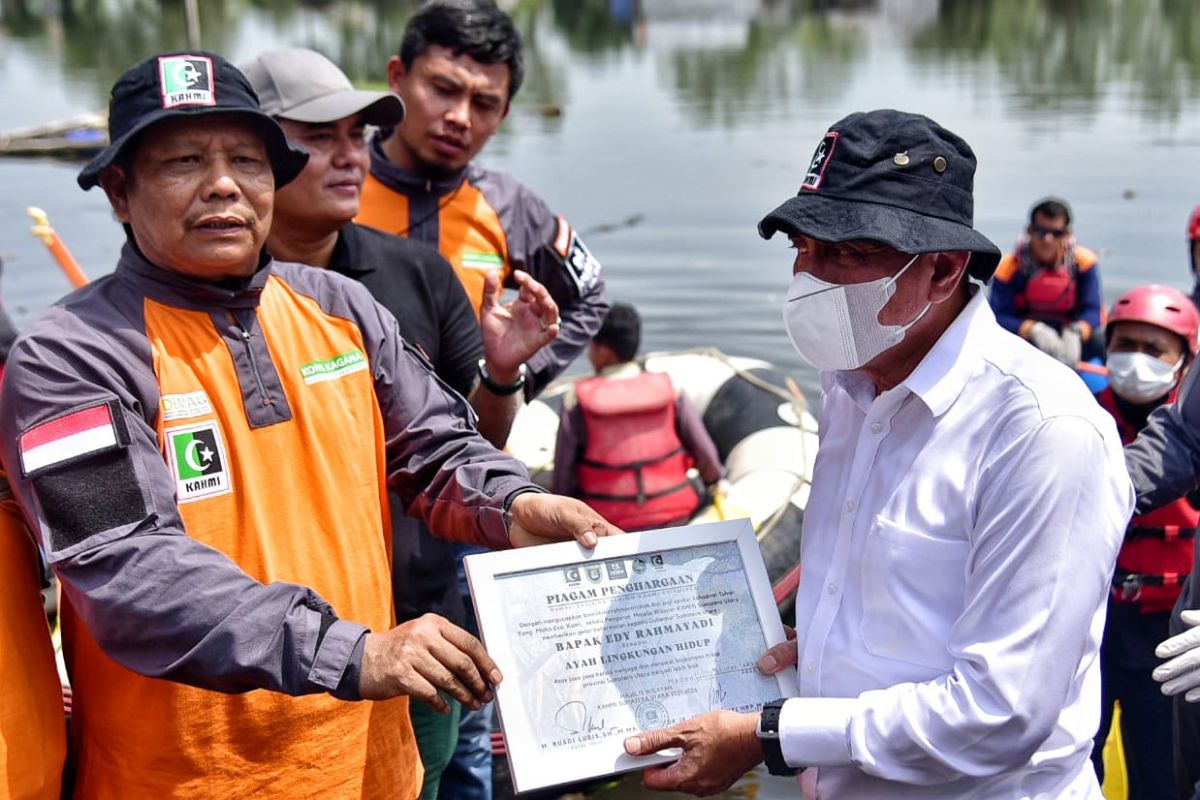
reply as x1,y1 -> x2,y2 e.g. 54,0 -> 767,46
625,109 -> 1133,797
0,51 -> 616,799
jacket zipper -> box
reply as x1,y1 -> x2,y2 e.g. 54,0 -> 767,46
230,313 -> 271,406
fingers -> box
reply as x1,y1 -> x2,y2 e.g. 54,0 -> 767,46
758,637 -> 798,674
642,761 -> 692,793
784,624 -> 797,641
1154,647 -> 1200,686
439,620 -> 504,686
1155,623 -> 1200,659
360,617 -> 500,708
512,270 -> 560,330
624,724 -> 685,756
418,619 -> 498,708
1153,617 -> 1200,699
480,270 -> 501,315
507,493 -> 623,549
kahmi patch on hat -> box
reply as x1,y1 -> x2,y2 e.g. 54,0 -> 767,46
802,132 -> 838,191
158,55 -> 216,108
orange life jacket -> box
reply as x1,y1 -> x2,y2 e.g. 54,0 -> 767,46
575,371 -> 699,531
1099,387 -> 1198,613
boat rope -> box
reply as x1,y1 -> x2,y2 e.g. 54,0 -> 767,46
661,348 -> 814,542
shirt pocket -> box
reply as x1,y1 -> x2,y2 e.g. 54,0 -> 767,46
859,516 -> 970,670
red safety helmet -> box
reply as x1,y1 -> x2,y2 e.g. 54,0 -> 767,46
1190,205 -> 1200,241
1108,284 -> 1200,357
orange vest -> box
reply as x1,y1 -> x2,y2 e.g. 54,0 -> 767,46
575,371 -> 699,531
61,278 -> 420,799
0,481 -> 66,799
359,172 -> 510,318
1099,388 -> 1198,613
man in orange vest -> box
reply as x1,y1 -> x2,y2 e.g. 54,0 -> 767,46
0,50 -> 615,799
553,303 -> 725,532
357,0 -> 607,402
989,197 -> 1104,366
1091,285 -> 1199,799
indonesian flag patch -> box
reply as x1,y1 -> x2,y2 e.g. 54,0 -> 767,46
19,402 -> 126,477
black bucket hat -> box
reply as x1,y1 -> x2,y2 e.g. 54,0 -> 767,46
758,109 -> 1001,281
77,51 -> 309,191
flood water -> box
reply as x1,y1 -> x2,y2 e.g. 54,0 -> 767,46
3,1 -> 1200,797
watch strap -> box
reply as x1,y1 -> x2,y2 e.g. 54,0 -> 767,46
477,359 -> 526,396
758,699 -> 798,776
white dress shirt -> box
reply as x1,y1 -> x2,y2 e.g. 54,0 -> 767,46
780,291 -> 1133,798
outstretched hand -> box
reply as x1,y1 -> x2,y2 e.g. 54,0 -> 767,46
623,710 -> 763,796
479,270 -> 559,380
506,492 -> 622,549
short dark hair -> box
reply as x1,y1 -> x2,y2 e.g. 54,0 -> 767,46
400,0 -> 525,100
1029,197 -> 1072,227
595,303 -> 641,363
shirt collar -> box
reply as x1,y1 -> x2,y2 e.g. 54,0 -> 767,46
901,288 -> 993,417
368,134 -> 466,197
114,241 -> 272,311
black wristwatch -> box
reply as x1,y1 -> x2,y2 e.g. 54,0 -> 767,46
758,698 -> 798,776
477,359 -> 526,396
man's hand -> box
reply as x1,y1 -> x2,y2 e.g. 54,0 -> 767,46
358,614 -> 502,711
479,270 -> 559,383
758,624 -> 797,674
623,710 -> 763,796
507,492 -> 622,549
1154,609 -> 1200,702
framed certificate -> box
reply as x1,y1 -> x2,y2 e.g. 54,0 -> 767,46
464,518 -> 797,794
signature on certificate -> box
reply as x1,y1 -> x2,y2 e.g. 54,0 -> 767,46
554,700 -> 608,735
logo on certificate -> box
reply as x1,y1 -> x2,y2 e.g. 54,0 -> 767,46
605,560 -> 628,580
650,553 -> 665,570
585,565 -> 603,583
632,557 -> 647,573
563,566 -> 581,584
636,700 -> 669,731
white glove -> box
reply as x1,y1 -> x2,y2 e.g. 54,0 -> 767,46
1027,321 -> 1065,361
1154,609 -> 1200,702
1058,325 -> 1083,367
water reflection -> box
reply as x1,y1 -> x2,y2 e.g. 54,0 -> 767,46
4,0 -> 1199,124
914,0 -> 1200,121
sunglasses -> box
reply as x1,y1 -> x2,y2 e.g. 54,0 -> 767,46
1030,226 -> 1069,240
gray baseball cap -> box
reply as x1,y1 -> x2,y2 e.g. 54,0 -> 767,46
241,47 -> 404,126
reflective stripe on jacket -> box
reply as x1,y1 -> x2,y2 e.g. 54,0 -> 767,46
575,371 -> 699,530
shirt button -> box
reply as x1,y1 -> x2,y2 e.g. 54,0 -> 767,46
845,500 -> 856,512
871,423 -> 883,433
806,664 -> 816,674
827,583 -> 838,594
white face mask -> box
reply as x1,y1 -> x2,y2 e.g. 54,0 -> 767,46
1107,351 -> 1182,404
782,254 -> 930,371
